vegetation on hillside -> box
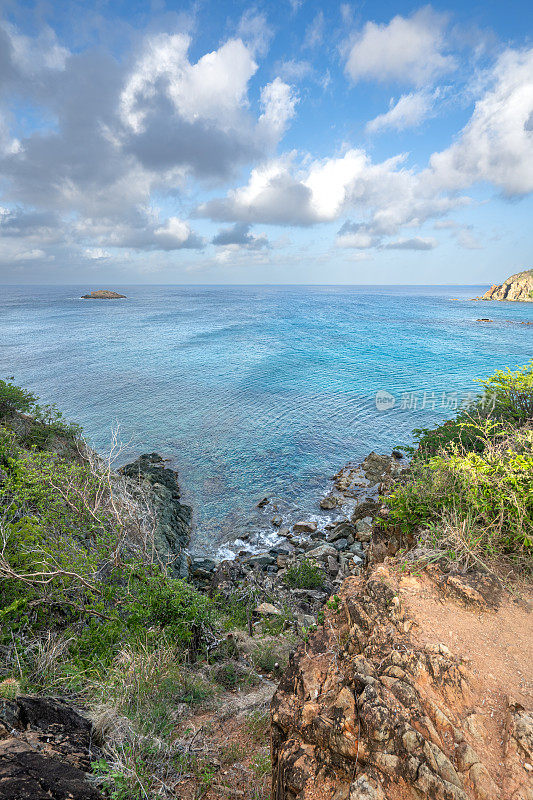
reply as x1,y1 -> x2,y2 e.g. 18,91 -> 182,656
0,380 -> 282,799
386,361 -> 533,570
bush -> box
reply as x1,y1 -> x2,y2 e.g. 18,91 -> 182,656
386,424 -> 533,560
283,558 -> 325,589
412,361 -> 533,457
0,379 -> 37,417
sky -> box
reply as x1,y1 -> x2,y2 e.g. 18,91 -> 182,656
0,0 -> 532,285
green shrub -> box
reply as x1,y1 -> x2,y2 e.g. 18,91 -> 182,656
412,361 -> 533,457
386,425 -> 533,558
283,558 -> 325,589
0,379 -> 37,417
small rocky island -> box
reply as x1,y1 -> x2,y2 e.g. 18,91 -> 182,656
81,289 -> 126,299
473,268 -> 533,302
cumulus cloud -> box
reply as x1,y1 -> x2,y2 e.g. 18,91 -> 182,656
366,91 -> 435,134
345,7 -> 455,86
197,148 -> 466,237
199,43 -> 533,250
429,47 -> 533,196
0,20 -> 298,268
212,222 -> 269,250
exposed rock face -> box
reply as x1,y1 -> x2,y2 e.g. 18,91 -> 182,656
0,696 -> 102,799
477,270 -> 533,302
81,289 -> 126,299
120,453 -> 192,578
271,567 -> 532,800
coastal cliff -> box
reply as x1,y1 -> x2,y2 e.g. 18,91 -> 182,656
476,269 -> 533,301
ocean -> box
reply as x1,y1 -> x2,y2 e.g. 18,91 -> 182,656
1,284 -> 531,556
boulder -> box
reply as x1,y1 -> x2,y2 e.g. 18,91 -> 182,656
293,521 -> 318,533
327,521 -> 357,543
305,544 -> 338,562
245,552 -> 276,569
120,453 -> 192,578
320,495 -> 337,510
0,696 -> 102,800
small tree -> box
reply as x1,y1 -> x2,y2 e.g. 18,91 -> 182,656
0,379 -> 37,417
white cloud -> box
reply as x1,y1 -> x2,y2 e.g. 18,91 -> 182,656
366,91 -> 435,134
197,148 -> 466,236
13,248 -> 47,261
304,11 -> 324,50
336,231 -> 377,249
258,78 -> 298,143
429,47 -> 533,196
275,59 -> 313,82
237,10 -> 273,57
345,7 -> 455,86
383,236 -> 437,250
120,34 -> 257,134
85,248 -> 111,260
456,229 -> 483,249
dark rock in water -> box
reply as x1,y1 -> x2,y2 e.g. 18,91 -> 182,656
392,449 -> 403,459
81,289 -> 126,299
293,520 -> 317,533
319,495 -> 337,510
271,515 -> 283,527
0,696 -> 102,800
257,497 -> 269,508
120,453 -> 191,578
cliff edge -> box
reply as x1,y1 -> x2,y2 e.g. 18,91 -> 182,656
477,269 -> 533,302
271,565 -> 532,800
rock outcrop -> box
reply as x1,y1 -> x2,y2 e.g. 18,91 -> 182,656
476,270 -> 533,302
0,696 -> 102,799
120,453 -> 192,578
81,290 -> 126,299
271,566 -> 532,800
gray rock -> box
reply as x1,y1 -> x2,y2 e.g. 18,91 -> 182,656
327,521 -> 357,543
326,555 -> 339,576
305,544 -> 338,561
271,515 -> 283,527
293,520 -> 318,533
245,552 -> 276,568
120,454 -> 191,578
332,538 -> 349,551
190,556 -> 216,574
320,495 -> 337,510
290,589 -> 328,604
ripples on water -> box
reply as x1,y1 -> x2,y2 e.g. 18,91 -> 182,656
0,284 -> 531,554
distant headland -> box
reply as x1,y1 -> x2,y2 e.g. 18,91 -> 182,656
81,289 -> 126,299
472,268 -> 533,302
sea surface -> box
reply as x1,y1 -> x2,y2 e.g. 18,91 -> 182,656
0,284 -> 531,556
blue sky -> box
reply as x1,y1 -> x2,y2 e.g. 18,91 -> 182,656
0,0 -> 532,284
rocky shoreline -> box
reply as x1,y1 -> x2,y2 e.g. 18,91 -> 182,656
3,444 -> 530,800
471,268 -> 533,302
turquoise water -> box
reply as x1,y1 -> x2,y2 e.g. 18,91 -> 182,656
0,284 -> 531,553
